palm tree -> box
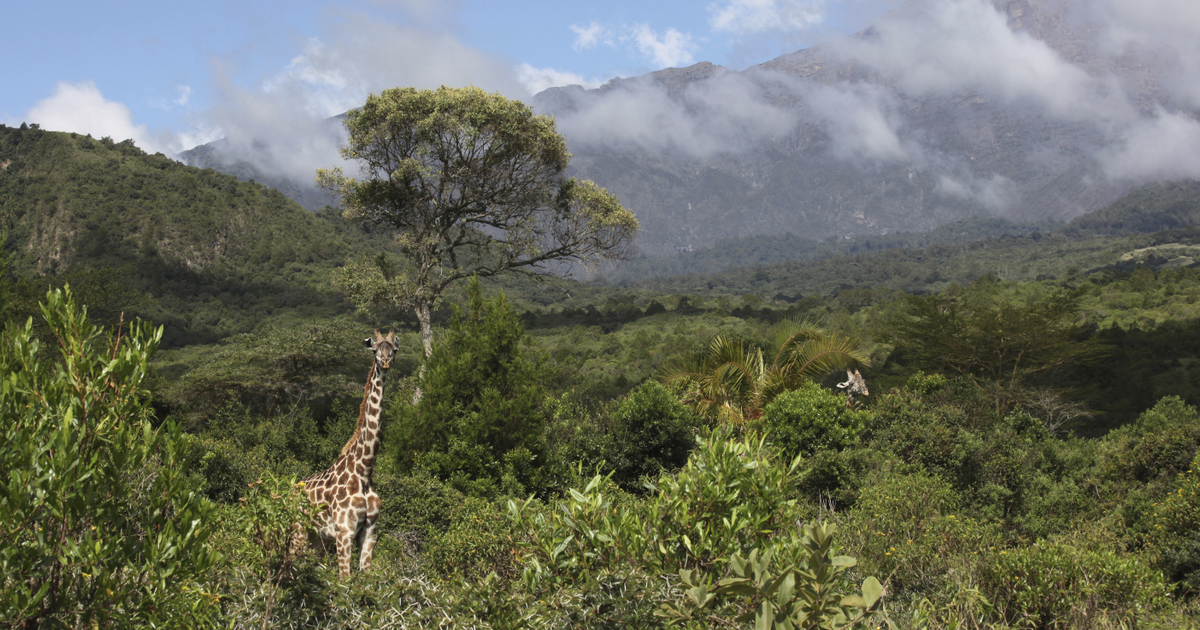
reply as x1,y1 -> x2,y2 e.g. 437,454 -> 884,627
657,318 -> 870,424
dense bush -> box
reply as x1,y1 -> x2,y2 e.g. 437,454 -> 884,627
762,381 -> 870,457
605,380 -> 698,490
1146,452 -> 1200,593
394,280 -> 549,498
0,288 -> 219,627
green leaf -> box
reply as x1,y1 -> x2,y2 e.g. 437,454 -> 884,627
861,576 -> 883,608
831,555 -> 857,567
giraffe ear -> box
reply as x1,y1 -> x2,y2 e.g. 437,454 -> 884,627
363,337 -> 375,350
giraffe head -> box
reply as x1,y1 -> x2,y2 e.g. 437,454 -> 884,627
363,329 -> 397,370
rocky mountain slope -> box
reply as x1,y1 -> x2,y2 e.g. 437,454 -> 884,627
535,0 -> 1194,256
178,0 -> 1199,259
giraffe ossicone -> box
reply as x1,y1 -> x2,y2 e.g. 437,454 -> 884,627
296,328 -> 396,576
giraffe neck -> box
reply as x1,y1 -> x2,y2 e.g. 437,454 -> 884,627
337,360 -> 386,479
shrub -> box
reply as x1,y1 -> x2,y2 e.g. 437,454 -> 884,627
426,496 -> 518,581
605,380 -> 698,490
395,279 -> 549,499
0,288 -> 220,628
980,541 -> 1171,628
762,381 -> 870,457
1146,452 -> 1200,594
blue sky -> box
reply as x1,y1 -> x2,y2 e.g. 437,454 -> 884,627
1,0 -> 897,154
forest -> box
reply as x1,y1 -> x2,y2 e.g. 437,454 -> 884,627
4,121 -> 1200,628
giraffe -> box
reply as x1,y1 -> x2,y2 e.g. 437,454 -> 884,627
836,369 -> 869,409
299,329 -> 396,576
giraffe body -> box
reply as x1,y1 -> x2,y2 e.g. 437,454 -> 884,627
836,369 -> 869,409
299,329 -> 396,576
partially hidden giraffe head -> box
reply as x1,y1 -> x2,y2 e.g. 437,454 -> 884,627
363,329 -> 397,370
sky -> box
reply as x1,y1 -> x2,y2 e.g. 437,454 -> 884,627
6,0 -> 1200,206
0,0 -> 898,156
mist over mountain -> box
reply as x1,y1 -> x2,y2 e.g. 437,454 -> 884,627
535,0 -> 1200,256
181,0 -> 1200,258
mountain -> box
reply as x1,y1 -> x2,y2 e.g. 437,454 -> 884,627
179,139 -> 338,211
0,124 -> 370,346
179,0 -> 1198,260
533,0 -> 1195,257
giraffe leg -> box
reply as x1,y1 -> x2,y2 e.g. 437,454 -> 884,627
359,512 -> 379,571
335,528 -> 354,577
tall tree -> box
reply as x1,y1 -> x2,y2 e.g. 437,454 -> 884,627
320,86 -> 639,364
392,278 -> 548,498
887,278 -> 1107,409
658,318 -> 870,424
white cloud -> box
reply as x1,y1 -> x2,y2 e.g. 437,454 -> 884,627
630,24 -> 697,69
1088,0 -> 1200,108
1099,109 -> 1200,181
516,64 -> 603,95
187,8 -> 528,188
362,0 -> 461,22
800,82 -> 914,162
259,16 -> 524,120
175,85 -> 192,107
571,21 -> 610,51
832,0 -> 1131,123
936,172 -> 1020,212
551,70 -> 797,159
25,81 -> 165,153
709,0 -> 828,35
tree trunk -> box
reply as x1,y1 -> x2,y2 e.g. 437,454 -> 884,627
413,300 -> 434,404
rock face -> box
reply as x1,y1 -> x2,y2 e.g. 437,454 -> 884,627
179,0 -> 1198,258
534,0 -> 1192,256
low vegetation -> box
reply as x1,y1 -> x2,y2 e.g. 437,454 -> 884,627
5,125 -> 1200,627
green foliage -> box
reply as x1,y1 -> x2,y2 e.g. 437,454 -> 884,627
156,318 -> 400,429
605,380 -> 699,490
658,318 -> 869,424
659,525 -> 886,630
0,126 -> 366,347
226,475 -> 320,627
396,279 -> 549,498
0,287 -> 219,628
763,382 -> 870,457
1147,453 -> 1200,593
980,541 -> 1170,628
1102,396 -> 1200,485
512,427 -> 804,581
887,278 -> 1106,396
511,427 -> 889,628
320,85 -> 638,357
426,496 -> 519,582
863,378 -> 1055,520
184,402 -> 321,502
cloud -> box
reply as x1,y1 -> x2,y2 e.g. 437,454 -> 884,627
1087,0 -> 1200,108
516,64 -> 604,94
362,0 -> 461,22
630,24 -> 698,69
709,0 -> 829,36
261,14 -> 524,116
935,172 -> 1020,212
1099,108 -> 1200,181
550,70 -> 797,159
832,0 -> 1131,123
189,8 -> 528,189
24,81 -> 166,153
799,82 -> 915,162
571,21 -> 610,51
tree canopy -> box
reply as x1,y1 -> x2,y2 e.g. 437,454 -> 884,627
657,318 -> 870,424
886,278 -> 1107,405
320,86 -> 640,360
